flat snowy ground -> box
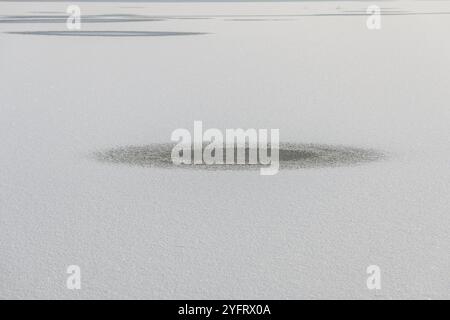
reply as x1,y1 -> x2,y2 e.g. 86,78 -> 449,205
0,1 -> 449,299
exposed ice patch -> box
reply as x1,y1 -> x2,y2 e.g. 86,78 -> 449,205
93,143 -> 384,171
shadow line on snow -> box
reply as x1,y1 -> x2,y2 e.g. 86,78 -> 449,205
3,11 -> 450,25
7,30 -> 208,37
0,14 -> 166,24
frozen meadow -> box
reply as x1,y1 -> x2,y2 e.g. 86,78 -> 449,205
0,1 -> 449,299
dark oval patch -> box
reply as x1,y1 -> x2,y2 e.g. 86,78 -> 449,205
93,143 -> 384,171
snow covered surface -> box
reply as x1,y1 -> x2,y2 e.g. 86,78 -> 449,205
0,1 -> 449,299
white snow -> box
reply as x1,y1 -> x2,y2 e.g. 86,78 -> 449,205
0,1 -> 449,299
